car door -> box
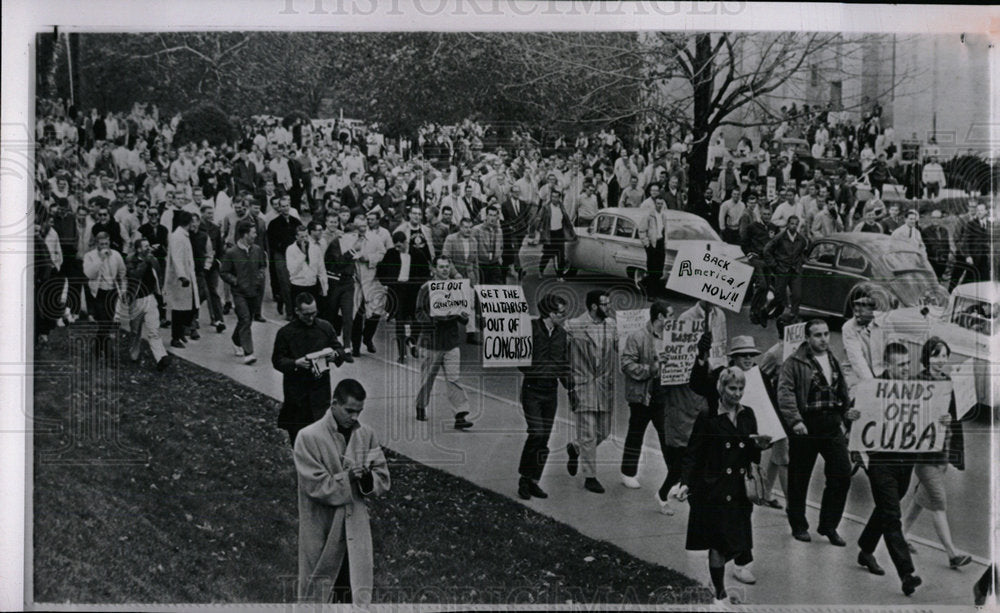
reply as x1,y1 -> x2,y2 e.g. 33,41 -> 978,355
571,213 -> 615,275
799,241 -> 840,316
832,244 -> 873,312
605,216 -> 644,278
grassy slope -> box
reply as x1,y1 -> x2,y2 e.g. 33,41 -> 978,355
32,328 -> 707,605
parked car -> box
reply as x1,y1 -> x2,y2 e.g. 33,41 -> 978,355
796,232 -> 949,320
881,281 -> 1000,410
523,208 -> 743,287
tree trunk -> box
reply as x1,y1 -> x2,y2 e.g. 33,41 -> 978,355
687,33 -> 714,212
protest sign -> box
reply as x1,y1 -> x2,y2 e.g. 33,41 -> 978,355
848,379 -> 953,453
741,366 -> 786,442
783,322 -> 807,360
428,278 -> 472,317
475,285 -> 532,368
952,358 -> 978,420
616,309 -> 650,357
665,244 -> 754,312
766,176 -> 777,201
659,318 -> 703,385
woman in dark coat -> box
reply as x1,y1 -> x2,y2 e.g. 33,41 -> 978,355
676,367 -> 772,606
901,336 -> 971,569
375,231 -> 432,362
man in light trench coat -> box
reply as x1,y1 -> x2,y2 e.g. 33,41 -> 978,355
564,289 -> 618,494
293,378 -> 390,605
163,210 -> 200,348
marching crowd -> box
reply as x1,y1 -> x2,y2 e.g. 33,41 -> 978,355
30,98 -> 992,608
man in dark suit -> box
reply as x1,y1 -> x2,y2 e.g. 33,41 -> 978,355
232,148 -> 259,195
91,205 -> 125,253
460,183 -> 484,224
340,172 -> 363,215
501,184 -> 533,279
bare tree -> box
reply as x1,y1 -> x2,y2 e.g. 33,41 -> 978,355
507,31 -> 921,210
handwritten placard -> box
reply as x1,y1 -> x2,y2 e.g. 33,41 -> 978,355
848,379 -> 952,453
428,279 -> 472,317
475,285 -> 532,368
660,318 -> 703,385
742,366 -> 786,442
666,244 -> 754,312
766,176 -> 777,201
783,322 -> 807,360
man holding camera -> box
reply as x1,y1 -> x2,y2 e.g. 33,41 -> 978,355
272,292 -> 347,446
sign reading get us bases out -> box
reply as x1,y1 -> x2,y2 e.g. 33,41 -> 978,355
848,379 -> 952,453
476,285 -> 532,368
428,279 -> 472,318
666,244 -> 754,312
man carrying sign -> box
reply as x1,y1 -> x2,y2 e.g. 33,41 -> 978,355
516,293 -> 574,500
778,318 -> 858,546
855,342 -> 923,596
414,255 -> 474,430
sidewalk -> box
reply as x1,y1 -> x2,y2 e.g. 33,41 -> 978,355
169,306 -> 988,608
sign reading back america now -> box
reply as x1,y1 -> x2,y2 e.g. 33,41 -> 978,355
848,379 -> 953,453
428,279 -> 472,318
475,285 -> 532,368
666,244 -> 754,312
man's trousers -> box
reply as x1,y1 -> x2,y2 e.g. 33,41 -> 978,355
571,410 -> 613,479
415,347 -> 469,415
786,420 -> 852,534
858,462 -> 915,579
231,293 -> 261,356
518,384 -> 558,482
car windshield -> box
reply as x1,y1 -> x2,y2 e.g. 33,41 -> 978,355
951,295 -> 1000,336
668,218 -> 720,241
883,251 -> 927,271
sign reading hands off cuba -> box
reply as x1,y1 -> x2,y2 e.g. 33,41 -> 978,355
666,244 -> 753,312
848,379 -> 952,453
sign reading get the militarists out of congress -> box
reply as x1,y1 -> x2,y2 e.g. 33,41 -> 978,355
666,244 -> 754,312
848,379 -> 953,453
428,279 -> 472,318
476,285 -> 532,368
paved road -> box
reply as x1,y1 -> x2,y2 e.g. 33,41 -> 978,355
456,267 -> 990,561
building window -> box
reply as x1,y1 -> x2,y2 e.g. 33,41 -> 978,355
829,81 -> 843,110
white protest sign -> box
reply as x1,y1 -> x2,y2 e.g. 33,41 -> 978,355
952,358 -> 979,420
475,285 -> 532,368
660,318 -> 703,385
848,379 -> 953,453
741,366 -> 786,442
616,309 -> 650,357
766,176 -> 777,201
428,278 -> 472,317
666,244 -> 754,312
783,322 -> 807,361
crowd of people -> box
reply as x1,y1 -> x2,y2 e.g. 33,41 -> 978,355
30,96 -> 992,608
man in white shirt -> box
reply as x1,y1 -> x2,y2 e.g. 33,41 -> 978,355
921,157 -> 947,199
840,294 -> 887,383
639,196 -> 667,296
286,222 -> 328,308
771,188 -> 803,230
718,188 -> 746,244
269,145 -> 294,194
890,209 -> 924,250
82,231 -> 127,357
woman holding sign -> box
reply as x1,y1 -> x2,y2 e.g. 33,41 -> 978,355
901,337 -> 972,570
676,367 -> 772,607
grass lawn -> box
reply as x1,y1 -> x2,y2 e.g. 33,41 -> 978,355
33,326 -> 708,605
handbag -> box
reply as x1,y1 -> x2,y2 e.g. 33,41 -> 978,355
744,462 -> 766,505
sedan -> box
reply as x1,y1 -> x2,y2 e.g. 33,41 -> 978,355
797,232 -> 949,319
560,207 -> 744,287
